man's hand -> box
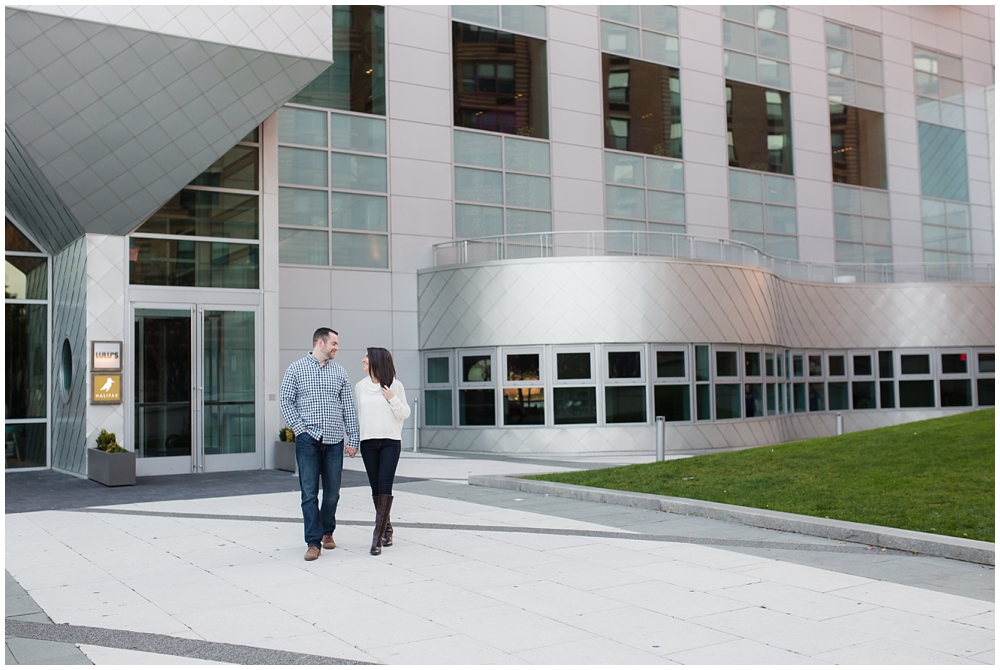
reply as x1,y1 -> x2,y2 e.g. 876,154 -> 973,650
345,446 -> 358,458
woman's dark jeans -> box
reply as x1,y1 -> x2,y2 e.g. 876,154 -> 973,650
360,438 -> 401,496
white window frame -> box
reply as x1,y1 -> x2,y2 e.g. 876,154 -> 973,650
897,349 -> 935,380
849,350 -> 876,380
422,350 -> 454,428
713,345 -> 741,382
456,348 -> 498,427
937,348 -> 972,379
550,345 -> 599,426
973,348 -> 995,408
826,350 -> 848,379
603,344 -> 647,385
652,344 -> 690,383
552,346 -> 597,386
743,347 -> 763,382
790,351 -> 805,379
806,350 -> 825,378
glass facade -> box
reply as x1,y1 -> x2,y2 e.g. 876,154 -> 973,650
833,184 -> 892,273
729,168 -> 797,259
829,104 -> 888,189
600,5 -> 679,67
726,81 -> 792,175
605,151 -> 686,242
825,21 -> 884,111
722,6 -> 790,89
603,55 -> 682,158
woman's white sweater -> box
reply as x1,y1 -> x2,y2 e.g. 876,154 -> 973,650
354,377 -> 411,441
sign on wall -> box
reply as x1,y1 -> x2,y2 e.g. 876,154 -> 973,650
92,341 -> 122,371
91,373 -> 122,404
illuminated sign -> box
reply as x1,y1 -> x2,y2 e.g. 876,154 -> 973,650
91,373 -> 122,404
92,341 -> 123,371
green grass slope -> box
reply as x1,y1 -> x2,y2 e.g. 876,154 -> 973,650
531,409 -> 995,542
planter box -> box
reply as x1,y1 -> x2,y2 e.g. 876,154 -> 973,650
274,441 -> 297,473
87,448 -> 136,487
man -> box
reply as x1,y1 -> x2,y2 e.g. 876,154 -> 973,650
280,328 -> 360,561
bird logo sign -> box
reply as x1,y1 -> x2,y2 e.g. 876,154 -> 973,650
91,373 -> 122,404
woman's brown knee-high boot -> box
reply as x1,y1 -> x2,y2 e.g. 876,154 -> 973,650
370,495 -> 393,555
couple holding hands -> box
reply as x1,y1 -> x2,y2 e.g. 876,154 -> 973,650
279,328 -> 410,561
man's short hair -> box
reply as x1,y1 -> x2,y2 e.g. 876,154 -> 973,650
313,327 -> 338,345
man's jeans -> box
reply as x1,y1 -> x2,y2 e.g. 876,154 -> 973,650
295,433 -> 344,548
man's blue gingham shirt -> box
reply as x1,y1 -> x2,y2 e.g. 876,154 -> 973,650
280,355 -> 360,448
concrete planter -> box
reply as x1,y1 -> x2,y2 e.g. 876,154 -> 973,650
87,448 -> 136,487
274,441 -> 297,473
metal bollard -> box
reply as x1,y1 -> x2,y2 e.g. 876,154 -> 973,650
413,398 -> 420,452
655,416 -> 665,462
835,412 -> 843,436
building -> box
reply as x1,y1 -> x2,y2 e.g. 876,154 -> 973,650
4,5 -> 995,476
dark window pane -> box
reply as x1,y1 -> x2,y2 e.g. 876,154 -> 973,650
940,379 -> 972,407
808,382 -> 825,411
977,378 -> 994,406
553,387 -> 597,424
425,389 -> 452,425
808,355 -> 823,377
654,385 -> 690,421
557,352 -> 591,380
853,355 -> 872,376
766,383 -> 776,413
695,346 -> 710,381
829,355 -> 845,376
715,383 -> 742,419
188,144 -> 258,190
606,386 -> 646,423
829,103 -> 887,189
828,382 -> 849,410
4,422 -> 46,468
793,382 -> 806,412
745,352 -> 761,377
129,239 -> 259,289
291,6 -> 386,114
879,380 -> 895,408
135,311 -> 191,458
878,350 -> 894,378
793,355 -> 803,377
696,383 -> 711,420
603,55 -> 681,157
727,80 -> 792,174
427,357 -> 449,384
978,353 -> 994,374
900,354 -> 930,375
454,22 -> 548,138
138,190 -> 259,239
765,353 -> 774,377
503,387 -> 544,424
941,353 -> 968,375
852,381 -> 876,409
918,122 -> 968,201
5,304 -> 47,419
716,351 -> 738,377
462,355 -> 491,382
656,351 -> 685,378
6,218 -> 40,252
507,354 -> 539,381
899,380 -> 935,408
5,256 -> 47,300
609,351 -> 641,378
744,383 -> 764,417
459,389 -> 495,425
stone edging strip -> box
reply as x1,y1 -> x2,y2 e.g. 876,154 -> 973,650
468,474 -> 995,566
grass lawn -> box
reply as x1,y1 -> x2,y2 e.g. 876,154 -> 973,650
530,409 -> 995,542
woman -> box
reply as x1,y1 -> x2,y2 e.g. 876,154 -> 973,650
355,347 -> 410,555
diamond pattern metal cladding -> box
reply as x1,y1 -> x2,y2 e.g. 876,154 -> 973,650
50,237 -> 88,473
418,259 -> 994,350
6,8 -> 332,237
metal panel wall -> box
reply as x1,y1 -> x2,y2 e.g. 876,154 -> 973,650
49,237 -> 88,472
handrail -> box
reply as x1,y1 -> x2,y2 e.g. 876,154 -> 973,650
431,231 -> 994,284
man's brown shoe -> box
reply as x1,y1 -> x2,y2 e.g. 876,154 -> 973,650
321,535 -> 336,550
304,546 -> 321,561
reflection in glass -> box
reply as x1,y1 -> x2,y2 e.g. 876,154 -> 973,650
793,382 -> 806,411
830,103 -> 887,189
503,388 -> 544,425
941,353 -> 967,375
608,351 -> 641,378
203,311 -> 255,455
606,386 -> 646,423
453,22 -> 549,138
330,113 -> 387,153
507,354 -> 540,381
291,6 -> 385,114
918,123 -> 969,202
6,219 -> 40,252
189,145 -> 258,191
135,310 -> 191,458
463,355 -> 491,382
5,304 -> 47,420
978,353 -> 995,374
808,382 -> 825,411
603,55 -> 681,158
330,153 -> 387,193
330,232 -> 388,269
727,81 -> 792,174
425,390 -> 452,426
331,193 -> 388,232
557,353 -> 591,380
900,355 -> 930,375
279,188 -> 327,227
744,383 -> 763,417
140,190 -> 258,239
130,239 -> 259,289
279,229 -> 328,265
459,389 -> 495,425
745,352 -> 761,377
553,387 -> 597,424
654,385 -> 689,421
278,107 -> 327,147
279,147 -> 328,187
5,256 -> 47,300
5,422 -> 46,468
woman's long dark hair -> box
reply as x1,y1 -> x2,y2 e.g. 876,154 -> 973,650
367,347 -> 396,387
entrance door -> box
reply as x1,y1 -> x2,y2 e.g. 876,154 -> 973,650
134,305 -> 260,475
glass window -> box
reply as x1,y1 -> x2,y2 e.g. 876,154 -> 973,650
330,153 -> 387,193
503,388 -> 544,425
726,81 -> 792,174
330,193 -> 388,232
459,389 -> 496,425
830,104 -> 887,189
608,351 -> 642,378
291,6 -> 385,114
603,55 -> 682,158
852,381 -> 876,409
425,390 -> 453,426
829,355 -> 846,377
941,353 -> 968,375
899,381 -> 934,408
455,130 -> 503,168
130,239 -> 259,289
462,354 -> 492,382
6,220 -> 40,252
808,355 -> 822,377
279,188 -> 327,227
853,355 -> 872,377
553,387 -> 597,424
455,204 -> 504,238
878,350 -> 894,378
330,114 -> 387,154
5,256 -> 47,300
142,190 -> 259,239
808,382 -> 825,411
765,353 -> 775,377
695,345 -> 710,382
647,157 -> 684,191
792,354 -> 804,377
606,386 -> 646,423
278,107 -> 327,147
606,185 -> 646,219
654,385 -> 689,421
453,22 -> 548,138
976,379 -> 994,407
656,350 -> 685,378
918,123 -> 969,202
501,5 -> 547,37
641,6 -> 678,34
696,383 -> 711,420
5,303 -> 48,420
505,137 -> 550,174
940,380 -> 972,407
189,145 -> 259,191
744,383 -> 764,417
455,167 -> 503,204
880,380 -> 895,408
453,5 -> 499,26
330,232 -> 388,269
557,352 -> 591,380
427,357 -> 450,384
716,350 -> 738,378
715,384 -> 742,419
279,147 -> 328,187
505,173 -> 551,209
900,354 -> 930,375
507,353 -> 540,381
606,152 -> 645,186
828,382 -> 849,410
602,21 -> 640,57
745,352 -> 761,377
978,353 -> 994,374
279,229 -> 328,265
506,210 -> 551,235
793,382 -> 806,412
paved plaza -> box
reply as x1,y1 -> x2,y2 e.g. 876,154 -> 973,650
5,452 -> 995,665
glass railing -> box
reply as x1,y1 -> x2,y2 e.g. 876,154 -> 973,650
432,231 -> 995,284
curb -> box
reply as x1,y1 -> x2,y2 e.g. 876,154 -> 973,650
468,474 -> 995,566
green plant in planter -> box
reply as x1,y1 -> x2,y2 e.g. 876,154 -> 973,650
279,427 -> 296,442
96,429 -> 127,453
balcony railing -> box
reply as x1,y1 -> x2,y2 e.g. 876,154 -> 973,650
432,231 -> 994,284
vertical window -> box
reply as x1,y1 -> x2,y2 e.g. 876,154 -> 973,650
975,351 -> 994,407
827,352 -> 849,411
502,349 -> 544,425
722,6 -> 790,89
5,219 -> 48,469
132,134 -> 261,288
726,81 -> 792,175
454,130 -> 552,239
825,21 -> 884,111
458,350 -> 496,426
938,350 -> 972,408
453,22 -> 549,139
850,351 -> 876,410
424,353 -> 453,427
600,6 -> 679,66
602,56 -> 682,158
605,152 -> 686,244
829,104 -> 887,189
605,347 -> 647,423
914,47 -> 965,129
729,168 -> 797,259
553,348 -> 598,425
898,351 -> 935,408
743,348 -> 764,418
653,346 -> 690,422
714,346 -> 741,419
277,110 -> 388,269
291,6 -> 386,115
921,198 -> 971,278
695,345 -> 711,420
833,185 -> 892,277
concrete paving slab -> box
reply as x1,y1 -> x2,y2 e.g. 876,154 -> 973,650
79,644 -> 230,665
